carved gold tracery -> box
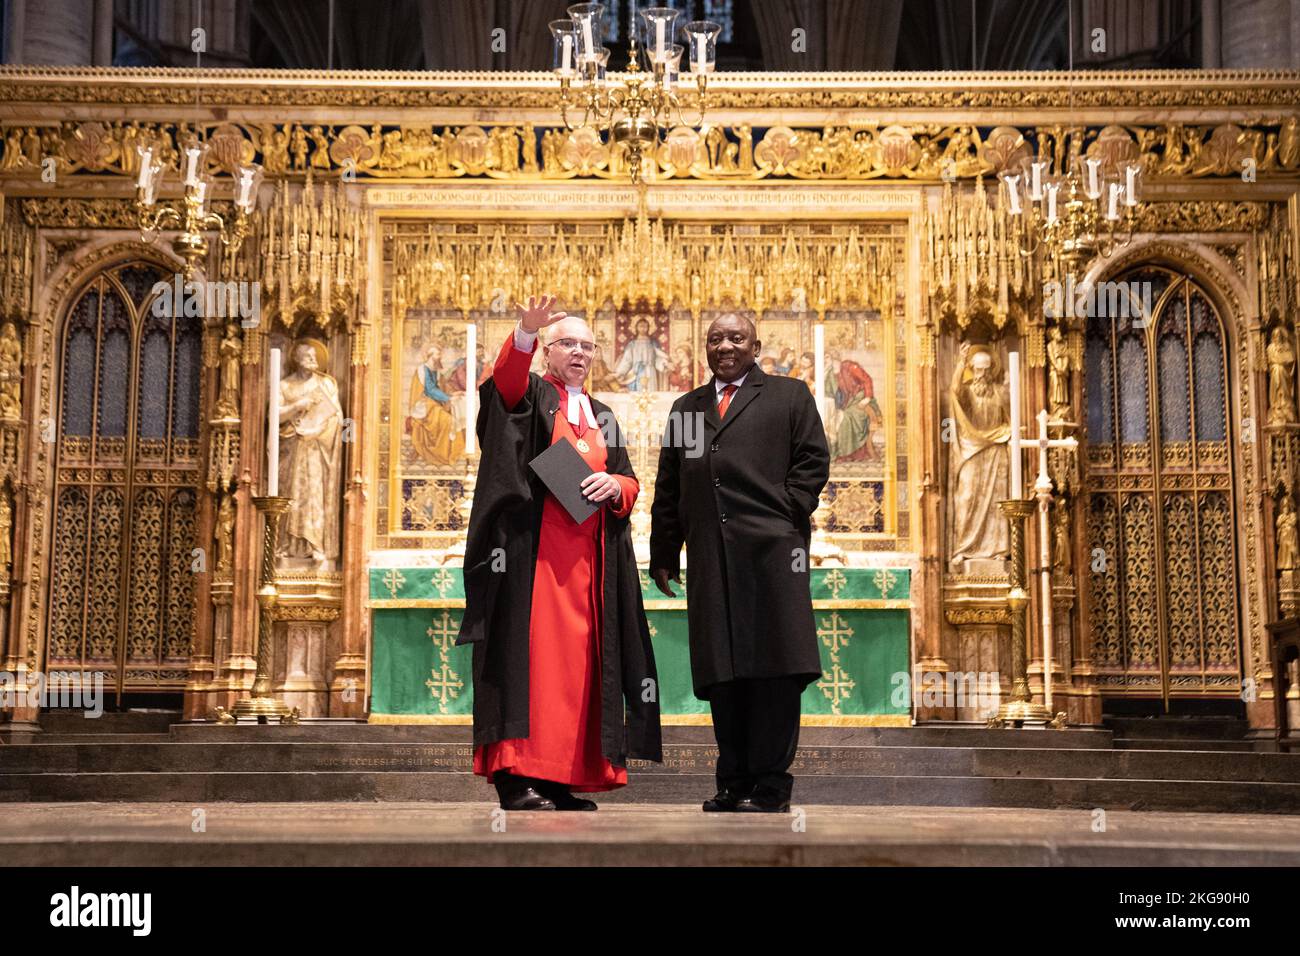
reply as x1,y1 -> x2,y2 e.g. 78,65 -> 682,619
378,216 -> 908,553
1084,265 -> 1241,701
46,261 -> 200,694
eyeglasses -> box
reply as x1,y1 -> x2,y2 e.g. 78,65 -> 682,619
548,338 -> 597,355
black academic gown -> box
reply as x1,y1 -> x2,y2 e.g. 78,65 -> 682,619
456,370 -> 663,767
649,365 -> 831,699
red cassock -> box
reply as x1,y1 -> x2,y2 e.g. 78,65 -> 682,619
472,334 -> 639,792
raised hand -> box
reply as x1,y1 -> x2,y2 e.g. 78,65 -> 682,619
515,294 -> 568,335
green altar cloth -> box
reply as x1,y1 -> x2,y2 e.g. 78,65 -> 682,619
368,566 -> 910,726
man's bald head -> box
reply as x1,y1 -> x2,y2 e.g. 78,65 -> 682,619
542,316 -> 595,346
541,316 -> 597,387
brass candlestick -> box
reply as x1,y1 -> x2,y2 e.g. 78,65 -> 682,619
215,495 -> 299,724
990,498 -> 1052,727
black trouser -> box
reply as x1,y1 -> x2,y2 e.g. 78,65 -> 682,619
708,676 -> 803,800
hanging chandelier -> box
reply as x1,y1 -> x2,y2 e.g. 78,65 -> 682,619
135,138 -> 263,280
999,153 -> 1144,275
550,3 -> 720,185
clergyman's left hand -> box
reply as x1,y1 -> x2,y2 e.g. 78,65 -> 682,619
581,471 -> 621,505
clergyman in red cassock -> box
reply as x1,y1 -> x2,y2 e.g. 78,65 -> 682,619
455,295 -> 662,811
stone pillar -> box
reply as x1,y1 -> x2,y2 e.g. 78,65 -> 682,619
216,330 -> 267,709
333,321 -> 370,718
92,0 -> 113,65
914,313 -> 950,720
1202,0 -> 1222,67
182,315 -> 221,721
6,0 -> 93,65
1221,0 -> 1300,67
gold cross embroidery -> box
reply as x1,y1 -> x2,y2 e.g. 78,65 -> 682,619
381,568 -> 406,598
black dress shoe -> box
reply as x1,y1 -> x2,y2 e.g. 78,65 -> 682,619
533,780 -> 597,811
548,789 -> 598,811
702,787 -> 749,812
494,774 -> 556,811
734,786 -> 790,813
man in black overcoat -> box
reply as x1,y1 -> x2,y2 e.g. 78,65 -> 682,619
650,313 -> 830,812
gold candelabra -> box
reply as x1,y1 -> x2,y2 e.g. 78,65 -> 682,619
999,151 -> 1143,274
135,138 -> 263,280
551,4 -> 719,184
215,495 -> 298,725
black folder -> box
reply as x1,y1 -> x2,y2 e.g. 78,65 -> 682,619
529,438 -> 600,525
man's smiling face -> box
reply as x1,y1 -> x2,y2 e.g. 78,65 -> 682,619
705,314 -> 760,384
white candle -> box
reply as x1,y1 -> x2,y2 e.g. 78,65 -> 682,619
693,35 -> 704,73
581,19 -> 593,57
655,21 -> 665,59
1008,350 -> 1021,498
136,147 -> 153,188
1124,164 -> 1139,205
1045,183 -> 1059,223
1085,158 -> 1100,198
813,322 -> 825,422
267,347 -> 281,497
561,34 -> 572,73
1106,182 -> 1121,220
236,168 -> 254,209
184,146 -> 202,187
1004,175 -> 1022,215
465,323 -> 476,456
1030,161 -> 1044,201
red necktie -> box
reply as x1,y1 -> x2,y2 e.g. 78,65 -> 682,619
718,383 -> 738,418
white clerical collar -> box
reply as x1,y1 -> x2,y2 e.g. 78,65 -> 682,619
564,384 -> 598,429
714,371 -> 749,397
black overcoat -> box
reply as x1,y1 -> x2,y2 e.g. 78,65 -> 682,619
455,371 -> 662,767
649,365 -> 831,699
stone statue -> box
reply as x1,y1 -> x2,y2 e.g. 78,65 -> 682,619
948,342 -> 1011,571
277,339 -> 344,567
1047,324 -> 1071,420
215,490 -> 235,573
0,322 -> 22,420
1267,325 -> 1297,426
215,322 -> 241,420
0,486 -> 11,577
1278,495 -> 1299,571
1052,497 -> 1072,572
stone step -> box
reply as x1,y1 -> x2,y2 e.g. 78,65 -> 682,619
20,733 -> 173,744
7,803 -> 1299,867
164,722 -> 1116,749
1105,716 -> 1250,740
38,710 -> 180,735
1114,738 -> 1260,752
5,740 -> 1299,782
3,768 -> 1299,813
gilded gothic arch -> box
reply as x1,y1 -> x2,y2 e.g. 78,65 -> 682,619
30,243 -> 214,698
1077,237 -> 1266,715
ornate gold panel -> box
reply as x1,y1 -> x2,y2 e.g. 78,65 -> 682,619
375,218 -> 909,554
